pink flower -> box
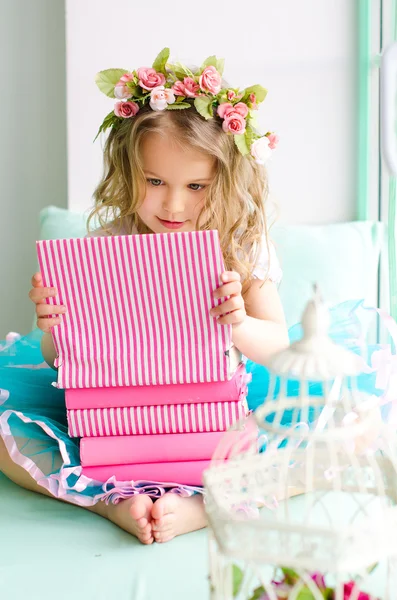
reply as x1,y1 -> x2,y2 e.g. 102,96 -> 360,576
311,573 -> 326,589
267,133 -> 279,150
183,76 -> 199,97
344,582 -> 371,600
249,93 -> 258,110
172,80 -> 186,96
114,73 -> 134,99
251,137 -> 272,164
227,90 -> 236,101
119,73 -> 134,84
114,100 -> 139,118
222,113 -> 246,135
217,102 -> 248,120
137,67 -> 166,91
149,86 -> 175,111
217,102 -> 234,119
199,66 -> 222,95
232,102 -> 249,118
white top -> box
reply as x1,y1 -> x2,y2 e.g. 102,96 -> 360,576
89,220 -> 282,284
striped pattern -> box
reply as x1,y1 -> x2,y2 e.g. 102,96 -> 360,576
37,231 -> 231,389
64,363 -> 248,409
67,400 -> 248,438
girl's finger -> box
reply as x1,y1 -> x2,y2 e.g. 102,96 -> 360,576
213,280 -> 242,299
210,296 -> 245,317
29,287 -> 58,304
31,273 -> 43,287
36,304 -> 67,318
36,316 -> 62,333
217,310 -> 246,326
220,271 -> 241,283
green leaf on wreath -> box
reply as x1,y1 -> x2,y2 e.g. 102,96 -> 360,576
95,69 -> 129,98
242,84 -> 268,104
201,55 -> 225,75
93,111 -> 118,142
152,47 -> 170,75
234,134 -> 250,156
194,96 -> 214,120
166,102 -> 191,110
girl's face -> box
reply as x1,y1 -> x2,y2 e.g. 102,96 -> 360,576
138,132 -> 216,233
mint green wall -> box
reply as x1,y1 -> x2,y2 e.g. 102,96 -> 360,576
0,0 -> 67,337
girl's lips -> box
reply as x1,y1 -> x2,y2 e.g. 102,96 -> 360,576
157,218 -> 186,230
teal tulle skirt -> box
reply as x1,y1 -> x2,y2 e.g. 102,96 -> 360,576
0,300 -> 393,506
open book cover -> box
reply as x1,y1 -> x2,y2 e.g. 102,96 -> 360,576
36,230 -> 233,389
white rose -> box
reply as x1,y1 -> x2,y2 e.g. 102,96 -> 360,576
149,86 -> 176,111
250,137 -> 272,164
114,84 -> 131,100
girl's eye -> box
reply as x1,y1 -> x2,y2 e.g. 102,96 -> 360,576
188,183 -> 204,191
147,178 -> 163,187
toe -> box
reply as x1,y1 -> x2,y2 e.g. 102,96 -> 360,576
152,513 -> 176,531
136,516 -> 148,530
154,529 -> 175,544
129,495 -> 153,522
151,493 -> 179,521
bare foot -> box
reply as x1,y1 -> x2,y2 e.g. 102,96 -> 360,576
104,494 -> 154,544
151,493 -> 207,543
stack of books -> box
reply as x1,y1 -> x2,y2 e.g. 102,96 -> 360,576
37,230 -> 249,486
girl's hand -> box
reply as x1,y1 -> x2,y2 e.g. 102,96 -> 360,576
211,271 -> 246,326
28,272 -> 66,333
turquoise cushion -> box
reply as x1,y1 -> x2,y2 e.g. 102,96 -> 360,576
0,472 -> 209,599
272,221 -> 384,326
38,206 -> 384,327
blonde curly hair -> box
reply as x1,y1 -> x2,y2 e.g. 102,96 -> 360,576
88,105 -> 271,287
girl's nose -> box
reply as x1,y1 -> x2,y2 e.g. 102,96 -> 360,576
162,189 -> 185,215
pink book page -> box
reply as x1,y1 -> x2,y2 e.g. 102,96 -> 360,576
36,230 -> 232,389
80,431 -> 225,466
82,460 -> 210,487
67,399 -> 248,438
65,363 -> 248,409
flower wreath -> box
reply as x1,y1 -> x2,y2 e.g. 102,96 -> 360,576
94,47 -> 278,164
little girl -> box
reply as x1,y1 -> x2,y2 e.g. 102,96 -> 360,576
0,48 -> 289,545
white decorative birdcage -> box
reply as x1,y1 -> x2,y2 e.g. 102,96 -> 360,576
203,289 -> 397,600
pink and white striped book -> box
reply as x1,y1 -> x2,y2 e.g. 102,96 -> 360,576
82,460 -> 210,486
80,432 -> 224,466
36,230 -> 232,389
65,363 -> 248,409
67,399 -> 248,438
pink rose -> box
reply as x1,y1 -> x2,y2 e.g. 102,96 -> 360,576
183,77 -> 199,97
114,101 -> 139,118
199,66 -> 222,95
217,102 -> 234,119
149,86 -> 175,111
227,90 -> 236,101
267,133 -> 279,150
217,102 -> 248,120
137,67 -> 166,91
249,92 -> 258,110
172,80 -> 186,96
222,113 -> 246,135
343,582 -> 371,600
119,73 -> 134,84
232,102 -> 249,118
250,137 -> 272,164
114,73 -> 134,99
